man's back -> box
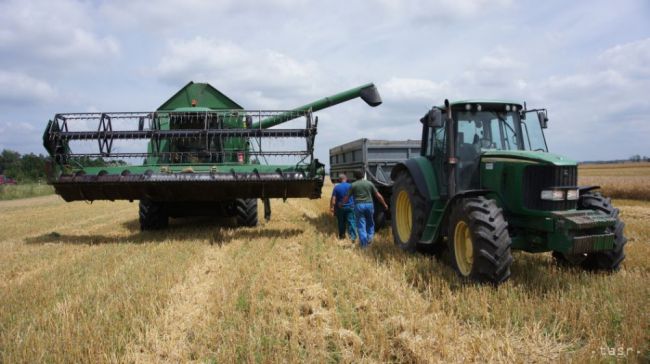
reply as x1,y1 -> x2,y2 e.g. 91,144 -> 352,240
333,182 -> 353,208
350,179 -> 377,203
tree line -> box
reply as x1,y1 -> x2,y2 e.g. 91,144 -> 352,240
0,149 -> 122,182
0,150 -> 48,182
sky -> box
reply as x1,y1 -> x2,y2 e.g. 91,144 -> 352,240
0,0 -> 649,165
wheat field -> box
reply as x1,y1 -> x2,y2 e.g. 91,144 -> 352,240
579,162 -> 650,200
1,176 -> 648,363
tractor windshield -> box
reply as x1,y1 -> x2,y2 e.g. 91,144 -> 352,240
456,111 -> 522,153
454,110 -> 523,191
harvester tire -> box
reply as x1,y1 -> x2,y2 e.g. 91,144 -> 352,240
578,192 -> 627,271
448,197 -> 513,285
235,198 -> 258,227
139,199 -> 168,230
391,171 -> 426,253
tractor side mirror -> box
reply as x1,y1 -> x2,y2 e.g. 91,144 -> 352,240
422,108 -> 443,128
537,111 -> 548,129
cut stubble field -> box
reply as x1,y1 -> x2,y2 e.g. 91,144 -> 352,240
1,168 -> 649,363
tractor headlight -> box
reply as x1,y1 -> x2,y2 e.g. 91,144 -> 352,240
566,189 -> 579,200
541,189 -> 565,201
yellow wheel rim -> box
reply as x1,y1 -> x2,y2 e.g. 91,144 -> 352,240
395,190 -> 412,243
453,220 -> 473,276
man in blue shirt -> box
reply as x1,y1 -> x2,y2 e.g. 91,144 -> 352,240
330,174 -> 357,241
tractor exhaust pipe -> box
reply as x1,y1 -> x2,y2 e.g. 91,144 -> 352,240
445,99 -> 457,197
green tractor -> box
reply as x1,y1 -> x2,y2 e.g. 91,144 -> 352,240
43,81 -> 382,230
391,100 -> 626,285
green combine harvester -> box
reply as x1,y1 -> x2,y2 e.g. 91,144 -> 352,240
43,82 -> 382,229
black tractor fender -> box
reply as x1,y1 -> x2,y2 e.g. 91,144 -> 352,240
579,185 -> 601,194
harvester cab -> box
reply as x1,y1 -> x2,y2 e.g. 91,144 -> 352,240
391,100 -> 626,285
43,82 -> 382,230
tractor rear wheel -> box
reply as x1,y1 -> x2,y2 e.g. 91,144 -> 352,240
579,192 -> 627,271
448,197 -> 512,285
235,198 -> 258,227
139,199 -> 168,230
391,171 -> 426,252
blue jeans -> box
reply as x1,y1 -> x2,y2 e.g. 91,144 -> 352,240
336,206 -> 357,240
354,202 -> 374,248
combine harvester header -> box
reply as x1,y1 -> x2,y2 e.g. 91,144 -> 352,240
43,81 -> 382,229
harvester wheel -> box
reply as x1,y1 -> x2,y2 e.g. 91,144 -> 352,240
578,192 -> 627,271
139,199 -> 168,230
391,171 -> 426,252
448,197 -> 512,285
235,198 -> 258,227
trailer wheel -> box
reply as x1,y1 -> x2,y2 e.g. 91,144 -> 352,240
235,198 -> 258,227
579,192 -> 627,271
139,199 -> 168,230
448,197 -> 512,285
391,171 -> 426,252
373,201 -> 387,230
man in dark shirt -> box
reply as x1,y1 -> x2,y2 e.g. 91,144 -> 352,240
330,174 -> 356,241
343,170 -> 388,248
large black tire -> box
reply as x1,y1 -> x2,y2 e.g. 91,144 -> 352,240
373,201 -> 387,230
448,197 -> 513,285
235,198 -> 258,227
391,171 -> 427,253
139,199 -> 168,231
579,192 -> 626,271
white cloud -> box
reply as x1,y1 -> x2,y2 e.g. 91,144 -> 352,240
373,0 -> 512,21
99,0 -> 309,29
0,0 -> 120,66
381,77 -> 451,101
0,121 -> 40,152
598,38 -> 650,78
154,37 -> 322,107
462,48 -> 527,91
0,71 -> 57,104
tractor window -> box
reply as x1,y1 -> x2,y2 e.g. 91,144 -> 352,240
521,114 -> 548,152
434,123 -> 446,152
456,111 -> 521,151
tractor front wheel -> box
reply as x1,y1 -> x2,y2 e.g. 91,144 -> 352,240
448,197 -> 513,285
391,171 -> 426,253
139,199 -> 169,230
235,198 -> 258,227
579,192 -> 627,271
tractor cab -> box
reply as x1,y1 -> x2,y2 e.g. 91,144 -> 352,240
420,100 -> 550,194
